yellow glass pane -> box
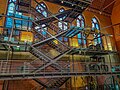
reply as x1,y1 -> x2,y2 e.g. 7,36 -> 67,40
53,40 -> 58,44
70,38 -> 79,47
20,32 -> 33,42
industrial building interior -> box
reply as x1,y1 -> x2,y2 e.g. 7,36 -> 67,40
0,0 -> 120,90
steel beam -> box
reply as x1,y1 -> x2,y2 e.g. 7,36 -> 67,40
0,72 -> 119,80
102,0 -> 116,11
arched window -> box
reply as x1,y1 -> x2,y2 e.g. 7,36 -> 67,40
6,0 -> 23,28
58,8 -> 68,42
36,2 -> 48,37
77,15 -> 84,28
5,0 -> 21,42
36,2 -> 47,17
5,0 -> 32,43
92,17 -> 102,45
7,3 -> 15,15
77,15 -> 86,47
6,0 -> 16,28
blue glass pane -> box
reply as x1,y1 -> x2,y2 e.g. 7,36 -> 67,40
58,37 -> 62,41
59,8 -> 64,12
78,15 -> 82,19
4,37 -> 9,41
22,16 -> 29,20
98,38 -> 101,44
42,31 -> 46,35
7,3 -> 15,14
37,9 -> 40,13
13,30 -> 20,35
7,30 -> 19,36
6,18 -> 13,28
97,34 -> 101,44
92,18 -> 97,23
15,31 -> 20,35
96,24 -> 99,30
16,12 -> 22,15
22,21 -> 28,27
9,0 -> 12,2
60,17 -> 63,20
81,21 -> 84,27
58,22 -> 62,29
12,0 -> 16,2
41,3 -> 46,8
92,23 -> 95,28
15,13 -> 22,18
78,33 -> 81,38
8,13 -> 14,16
64,37 -> 68,42
8,30 -> 11,34
11,37 -> 14,42
15,24 -> 21,28
78,39 -> 81,44
94,39 -> 97,45
64,24 -> 68,30
77,20 -> 80,26
42,11 -> 47,17
84,40 -> 86,44
29,22 -> 32,28
4,37 -> 14,42
36,6 -> 38,9
15,20 -> 21,24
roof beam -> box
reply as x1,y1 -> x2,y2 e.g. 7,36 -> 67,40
101,0 -> 116,11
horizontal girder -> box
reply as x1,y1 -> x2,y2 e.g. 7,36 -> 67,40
0,71 -> 119,80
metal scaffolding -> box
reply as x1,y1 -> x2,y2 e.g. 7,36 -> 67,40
0,0 -> 120,89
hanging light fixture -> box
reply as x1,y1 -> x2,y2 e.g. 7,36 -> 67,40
61,1 -> 64,3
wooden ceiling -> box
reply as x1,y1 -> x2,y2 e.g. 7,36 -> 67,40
44,0 -> 116,15
89,0 -> 116,14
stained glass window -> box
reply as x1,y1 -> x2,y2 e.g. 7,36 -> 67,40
58,8 -> 68,42
5,0 -> 20,42
6,0 -> 16,28
92,17 -> 102,45
5,0 -> 32,42
36,2 -> 48,37
77,15 -> 86,46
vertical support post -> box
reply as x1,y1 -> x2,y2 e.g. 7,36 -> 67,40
24,62 -> 26,74
72,54 -> 74,72
112,76 -> 116,90
0,60 -> 4,73
6,17 -> 15,73
105,35 -> 113,72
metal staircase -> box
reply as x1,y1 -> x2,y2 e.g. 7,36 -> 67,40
33,77 -> 70,89
46,77 -> 70,88
28,47 -> 71,89
16,0 -> 91,89
44,0 -> 91,13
